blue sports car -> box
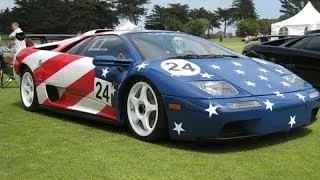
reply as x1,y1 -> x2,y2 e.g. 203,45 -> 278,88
14,30 -> 320,141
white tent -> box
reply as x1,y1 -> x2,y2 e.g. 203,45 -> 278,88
271,2 -> 320,36
115,20 -> 140,31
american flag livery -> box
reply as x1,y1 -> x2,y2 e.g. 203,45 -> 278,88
12,30 -> 320,142
15,49 -> 117,121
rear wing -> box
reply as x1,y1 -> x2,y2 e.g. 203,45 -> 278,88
25,29 -> 114,44
25,34 -> 77,44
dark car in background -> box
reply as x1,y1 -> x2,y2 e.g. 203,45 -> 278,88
243,33 -> 320,89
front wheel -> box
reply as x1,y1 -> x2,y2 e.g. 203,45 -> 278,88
126,79 -> 167,141
20,67 -> 38,111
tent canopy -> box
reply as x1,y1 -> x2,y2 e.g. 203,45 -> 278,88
271,2 -> 320,36
115,20 -> 139,31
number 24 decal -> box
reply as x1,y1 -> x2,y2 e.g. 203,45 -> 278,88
166,62 -> 196,72
95,82 -> 110,102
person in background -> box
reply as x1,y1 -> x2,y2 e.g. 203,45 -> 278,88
219,34 -> 223,42
8,22 -> 26,52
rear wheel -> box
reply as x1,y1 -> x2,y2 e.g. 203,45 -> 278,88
20,68 -> 38,111
126,79 -> 167,141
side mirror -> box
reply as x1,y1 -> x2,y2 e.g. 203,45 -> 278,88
93,56 -> 131,67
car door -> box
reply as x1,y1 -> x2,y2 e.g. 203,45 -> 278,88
291,35 -> 320,88
61,35 -> 133,119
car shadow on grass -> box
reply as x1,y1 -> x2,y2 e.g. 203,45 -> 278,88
154,128 -> 313,153
12,101 -> 128,136
13,101 -> 315,153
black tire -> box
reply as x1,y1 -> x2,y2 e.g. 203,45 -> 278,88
20,67 -> 39,111
125,78 -> 168,141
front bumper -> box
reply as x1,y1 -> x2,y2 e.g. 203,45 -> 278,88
163,88 -> 320,141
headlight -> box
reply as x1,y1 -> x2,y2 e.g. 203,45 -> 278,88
192,81 -> 238,96
283,74 -> 304,87
227,101 -> 261,109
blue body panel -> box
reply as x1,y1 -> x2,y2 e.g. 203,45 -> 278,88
120,56 -> 320,140
106,33 -> 320,141
163,89 -> 320,140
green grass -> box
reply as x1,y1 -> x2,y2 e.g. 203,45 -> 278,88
0,34 -> 9,40
0,34 -> 9,45
1,41 -> 320,179
212,38 -> 258,53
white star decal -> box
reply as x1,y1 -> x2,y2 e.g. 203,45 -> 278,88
173,122 -> 185,135
253,58 -> 268,65
205,103 -> 219,118
275,69 -> 285,74
234,69 -> 245,75
110,84 -> 116,96
211,64 -> 221,70
295,93 -> 306,102
200,72 -> 214,79
274,91 -> 285,98
263,99 -> 274,111
267,84 -> 272,88
280,81 -> 291,87
232,62 -> 242,66
136,63 -> 148,71
101,67 -> 109,78
257,75 -> 268,81
245,81 -> 256,87
288,116 -> 296,129
259,68 -> 269,73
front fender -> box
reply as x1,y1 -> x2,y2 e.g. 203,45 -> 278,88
142,68 -> 210,98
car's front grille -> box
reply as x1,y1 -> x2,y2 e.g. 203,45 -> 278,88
219,120 -> 257,138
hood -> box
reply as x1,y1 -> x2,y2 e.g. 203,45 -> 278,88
144,57 -> 312,96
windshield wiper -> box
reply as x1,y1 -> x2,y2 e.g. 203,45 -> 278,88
164,54 -> 239,60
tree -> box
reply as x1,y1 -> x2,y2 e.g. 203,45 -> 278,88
164,18 -> 184,31
189,8 -> 220,37
230,0 -> 258,22
12,0 -> 68,33
0,0 -> 119,34
145,5 -> 167,30
146,4 -> 219,36
236,18 -> 259,36
115,0 -> 150,25
280,0 -> 320,17
184,19 -> 210,36
67,0 -> 118,33
258,19 -> 278,35
215,8 -> 232,37
145,3 -> 189,32
165,3 -> 190,24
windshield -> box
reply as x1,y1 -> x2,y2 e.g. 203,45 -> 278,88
126,32 -> 243,60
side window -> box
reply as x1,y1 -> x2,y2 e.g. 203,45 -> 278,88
79,35 -> 130,59
303,36 -> 320,52
286,37 -> 309,49
65,37 -> 93,55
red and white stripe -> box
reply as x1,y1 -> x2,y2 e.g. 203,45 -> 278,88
18,49 -> 117,121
